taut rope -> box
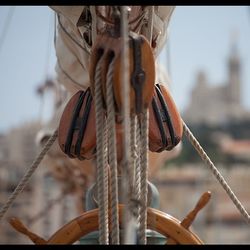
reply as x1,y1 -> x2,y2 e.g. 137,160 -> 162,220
183,120 -> 250,224
0,129 -> 58,222
106,59 -> 120,244
94,57 -> 109,244
138,110 -> 149,244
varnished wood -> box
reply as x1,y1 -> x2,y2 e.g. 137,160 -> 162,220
112,33 -> 155,114
182,191 -> 211,229
47,204 -> 203,244
148,84 -> 183,152
167,191 -> 211,245
9,217 -> 47,244
89,32 -> 155,114
58,89 -> 96,160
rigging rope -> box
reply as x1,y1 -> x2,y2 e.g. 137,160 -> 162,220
94,57 -> 109,244
183,120 -> 250,224
106,59 -> 120,244
138,110 -> 149,244
0,129 -> 58,222
134,115 -> 141,220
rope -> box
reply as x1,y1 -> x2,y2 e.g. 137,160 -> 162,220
134,115 -> 141,221
130,114 -> 136,187
106,59 -> 120,244
127,113 -> 141,240
0,129 -> 58,222
138,110 -> 149,244
183,120 -> 250,224
128,114 -> 143,244
94,57 -> 109,244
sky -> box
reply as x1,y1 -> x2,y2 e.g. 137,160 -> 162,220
0,6 -> 250,133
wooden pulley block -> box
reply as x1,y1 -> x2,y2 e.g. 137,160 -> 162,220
148,84 -> 183,152
89,33 -> 121,104
89,31 -> 155,114
58,88 -> 96,160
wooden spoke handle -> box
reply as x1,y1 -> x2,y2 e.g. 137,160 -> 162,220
167,191 -> 211,245
181,191 -> 211,229
9,217 -> 47,244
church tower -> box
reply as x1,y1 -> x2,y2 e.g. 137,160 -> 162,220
228,31 -> 241,106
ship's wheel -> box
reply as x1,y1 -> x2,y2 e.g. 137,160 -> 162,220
46,205 -> 203,244
9,191 -> 211,245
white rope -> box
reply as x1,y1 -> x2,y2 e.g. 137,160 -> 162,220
138,110 -> 149,244
130,114 -> 136,188
0,129 -> 58,222
127,114 -> 141,241
134,115 -> 141,221
183,120 -> 250,224
106,59 -> 120,244
94,57 -> 109,244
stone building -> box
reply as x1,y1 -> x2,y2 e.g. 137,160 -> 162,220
183,41 -> 250,125
0,121 -> 78,244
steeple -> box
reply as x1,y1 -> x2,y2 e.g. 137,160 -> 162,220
228,29 -> 241,105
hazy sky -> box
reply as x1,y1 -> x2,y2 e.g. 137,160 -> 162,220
0,6 -> 250,133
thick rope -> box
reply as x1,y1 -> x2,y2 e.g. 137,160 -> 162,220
103,117 -> 109,239
128,114 -> 143,243
94,57 -> 109,244
127,114 -> 141,238
138,110 -> 149,244
134,115 -> 141,221
0,129 -> 58,222
106,59 -> 120,244
130,114 -> 136,188
183,120 -> 250,224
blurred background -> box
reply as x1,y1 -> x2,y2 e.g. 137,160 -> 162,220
0,6 -> 250,244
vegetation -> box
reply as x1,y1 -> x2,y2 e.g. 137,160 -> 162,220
167,120 -> 250,167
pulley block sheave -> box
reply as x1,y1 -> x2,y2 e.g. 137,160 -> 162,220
148,84 -> 183,152
89,31 -> 155,114
58,88 -> 96,160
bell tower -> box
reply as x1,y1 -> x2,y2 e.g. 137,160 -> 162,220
228,30 -> 241,106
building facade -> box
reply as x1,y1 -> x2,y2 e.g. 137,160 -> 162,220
183,42 -> 250,125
